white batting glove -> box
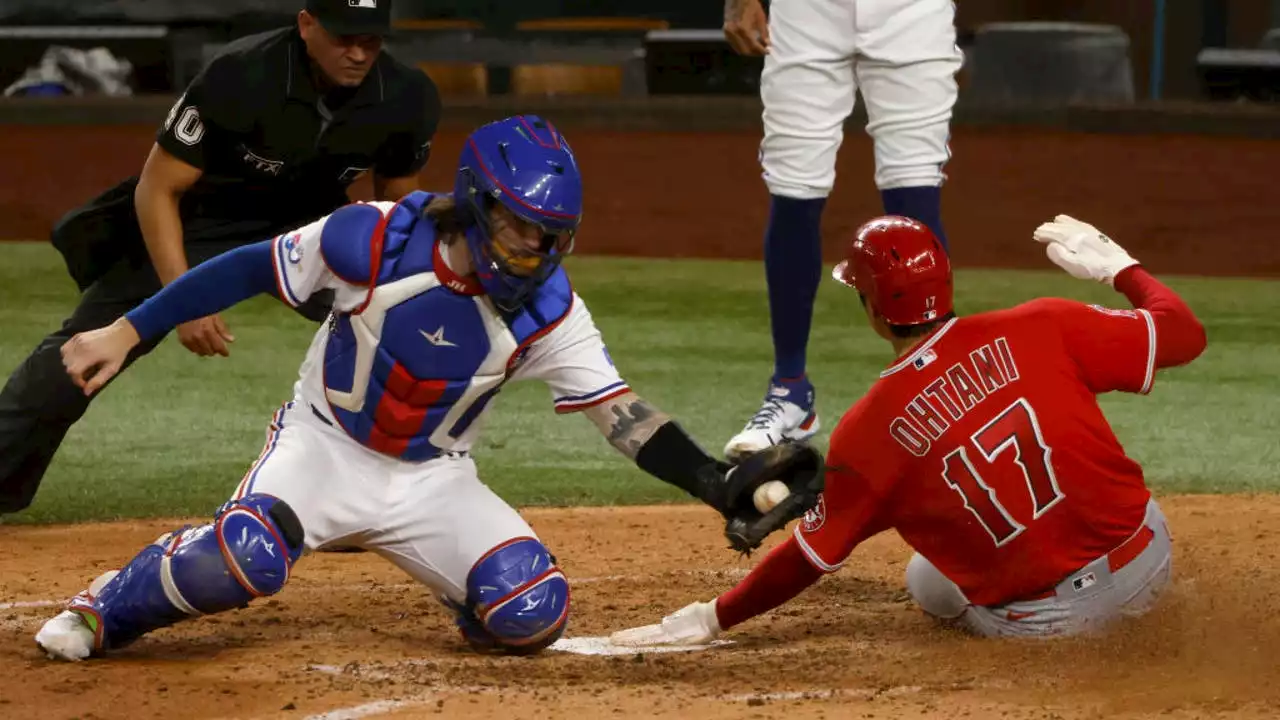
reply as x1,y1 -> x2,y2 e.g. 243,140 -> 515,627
1032,214 -> 1140,287
609,600 -> 722,647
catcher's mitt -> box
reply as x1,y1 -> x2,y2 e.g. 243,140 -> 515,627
719,442 -> 825,555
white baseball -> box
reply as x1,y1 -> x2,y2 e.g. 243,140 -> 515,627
753,480 -> 791,513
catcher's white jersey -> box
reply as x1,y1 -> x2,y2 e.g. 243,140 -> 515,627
267,195 -> 628,460
224,192 -> 628,602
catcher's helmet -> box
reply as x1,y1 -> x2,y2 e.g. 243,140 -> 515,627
832,215 -> 952,326
455,115 -> 582,312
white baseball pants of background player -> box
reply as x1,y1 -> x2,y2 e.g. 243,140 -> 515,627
906,499 -> 1174,637
759,0 -> 964,198
234,399 -> 539,605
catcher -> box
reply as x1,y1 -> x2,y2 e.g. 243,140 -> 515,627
35,115 -> 822,661
611,214 -> 1206,645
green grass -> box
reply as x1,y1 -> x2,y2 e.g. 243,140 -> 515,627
2,242 -> 1278,524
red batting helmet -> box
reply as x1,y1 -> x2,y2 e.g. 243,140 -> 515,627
832,216 -> 953,326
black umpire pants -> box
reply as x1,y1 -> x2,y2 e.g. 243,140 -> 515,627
0,179 -> 334,513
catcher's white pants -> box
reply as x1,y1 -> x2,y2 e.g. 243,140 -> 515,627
759,0 -> 964,198
906,499 -> 1173,638
232,400 -> 539,605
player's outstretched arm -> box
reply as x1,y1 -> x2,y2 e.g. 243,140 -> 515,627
1033,215 -> 1207,369
59,240 -> 279,395
581,391 -> 725,503
582,391 -> 825,553
611,536 -> 824,647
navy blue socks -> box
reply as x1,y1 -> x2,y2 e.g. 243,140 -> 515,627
880,185 -> 949,253
763,195 -> 826,382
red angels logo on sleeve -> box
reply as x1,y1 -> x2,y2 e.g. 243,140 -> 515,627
801,493 -> 827,534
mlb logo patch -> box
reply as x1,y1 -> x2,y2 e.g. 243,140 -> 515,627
1072,572 -> 1097,592
282,233 -> 304,264
350,0 -> 377,7
912,349 -> 938,371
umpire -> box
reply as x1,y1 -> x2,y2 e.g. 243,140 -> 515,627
0,0 -> 442,514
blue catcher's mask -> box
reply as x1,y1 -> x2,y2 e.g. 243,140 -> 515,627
454,115 -> 583,312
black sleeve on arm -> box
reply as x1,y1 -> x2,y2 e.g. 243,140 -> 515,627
634,421 -> 726,510
372,72 -> 442,178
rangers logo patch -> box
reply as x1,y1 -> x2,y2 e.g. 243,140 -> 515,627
801,494 -> 827,533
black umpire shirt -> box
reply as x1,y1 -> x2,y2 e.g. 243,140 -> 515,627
158,25 -> 441,244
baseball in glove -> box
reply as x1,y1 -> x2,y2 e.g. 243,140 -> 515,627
717,442 -> 825,555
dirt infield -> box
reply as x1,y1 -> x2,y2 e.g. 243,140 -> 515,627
2,125 -> 1278,276
2,496 -> 1279,720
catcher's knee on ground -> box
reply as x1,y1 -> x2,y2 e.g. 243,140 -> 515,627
447,537 -> 569,655
66,493 -> 304,652
905,552 -> 968,620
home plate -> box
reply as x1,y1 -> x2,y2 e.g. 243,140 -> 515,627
549,636 -> 734,656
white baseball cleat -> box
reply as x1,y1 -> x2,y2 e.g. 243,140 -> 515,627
35,610 -> 95,662
35,569 -> 116,661
724,376 -> 819,462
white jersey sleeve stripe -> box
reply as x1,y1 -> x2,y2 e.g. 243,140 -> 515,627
272,234 -> 303,307
554,380 -> 629,406
553,384 -> 632,414
1138,308 -> 1156,394
793,526 -> 843,574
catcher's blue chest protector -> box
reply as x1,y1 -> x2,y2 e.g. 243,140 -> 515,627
314,193 -> 573,461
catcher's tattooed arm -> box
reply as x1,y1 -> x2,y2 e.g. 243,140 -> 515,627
583,392 -> 729,509
583,392 -> 670,460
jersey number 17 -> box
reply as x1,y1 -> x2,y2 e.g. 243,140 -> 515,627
941,398 -> 1063,547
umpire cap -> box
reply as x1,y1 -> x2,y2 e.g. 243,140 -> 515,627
305,0 -> 393,37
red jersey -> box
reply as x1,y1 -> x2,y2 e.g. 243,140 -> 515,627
796,297 -> 1161,607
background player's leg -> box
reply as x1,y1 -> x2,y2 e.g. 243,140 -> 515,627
0,256 -> 162,514
366,455 -> 569,654
726,0 -> 858,461
33,401 -> 364,660
853,0 -> 962,252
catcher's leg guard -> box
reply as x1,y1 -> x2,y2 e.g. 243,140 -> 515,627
66,493 -> 304,652
448,537 -> 569,655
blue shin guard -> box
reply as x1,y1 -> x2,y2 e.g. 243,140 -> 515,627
447,537 -> 569,655
68,493 -> 305,651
